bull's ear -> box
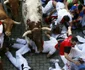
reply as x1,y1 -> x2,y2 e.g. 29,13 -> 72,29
13,21 -> 21,24
22,30 -> 32,37
4,0 -> 9,4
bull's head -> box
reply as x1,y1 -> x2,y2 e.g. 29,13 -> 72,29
23,27 -> 51,52
1,18 -> 21,36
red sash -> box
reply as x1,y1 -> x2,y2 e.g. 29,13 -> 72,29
0,21 -> 2,25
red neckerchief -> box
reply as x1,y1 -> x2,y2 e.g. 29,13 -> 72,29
0,21 -> 2,25
60,18 -> 64,23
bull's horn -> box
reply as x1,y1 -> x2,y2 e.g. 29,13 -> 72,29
0,20 -> 5,22
4,0 -> 9,4
22,30 -> 32,37
32,27 -> 39,31
41,27 -> 51,31
13,21 -> 21,24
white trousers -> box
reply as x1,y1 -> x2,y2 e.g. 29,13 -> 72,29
76,35 -> 85,43
0,34 -> 4,49
5,38 -> 31,70
42,1 -> 54,14
11,38 -> 31,55
42,1 -> 65,14
5,51 -> 31,70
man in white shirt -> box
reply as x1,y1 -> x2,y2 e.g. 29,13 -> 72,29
29,32 -> 58,58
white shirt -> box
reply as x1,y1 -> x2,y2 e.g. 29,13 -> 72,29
29,37 -> 58,55
0,24 -> 3,34
56,9 -> 72,24
42,37 -> 58,55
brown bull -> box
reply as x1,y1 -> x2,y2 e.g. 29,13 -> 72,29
4,0 -> 19,19
0,3 -> 20,36
22,20 -> 43,52
23,26 -> 51,52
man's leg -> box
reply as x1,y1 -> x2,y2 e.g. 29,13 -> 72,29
12,38 -> 31,55
16,44 -> 31,55
16,38 -> 27,45
42,1 -> 54,14
16,52 -> 31,70
5,51 -> 18,68
12,38 -> 27,49
60,56 -> 71,70
76,35 -> 85,43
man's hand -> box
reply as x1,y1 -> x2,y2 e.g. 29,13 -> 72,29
73,60 -> 81,65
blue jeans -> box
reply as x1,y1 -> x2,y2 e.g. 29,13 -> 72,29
71,63 -> 85,70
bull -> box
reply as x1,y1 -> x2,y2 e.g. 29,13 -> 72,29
0,3 -> 20,36
22,0 -> 51,52
4,0 -> 19,19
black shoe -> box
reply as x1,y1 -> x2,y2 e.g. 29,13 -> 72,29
29,68 -> 33,70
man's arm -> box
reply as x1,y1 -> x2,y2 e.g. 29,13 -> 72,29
64,47 -> 81,65
64,52 -> 81,65
47,9 -> 56,18
47,53 -> 51,58
67,26 -> 72,36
